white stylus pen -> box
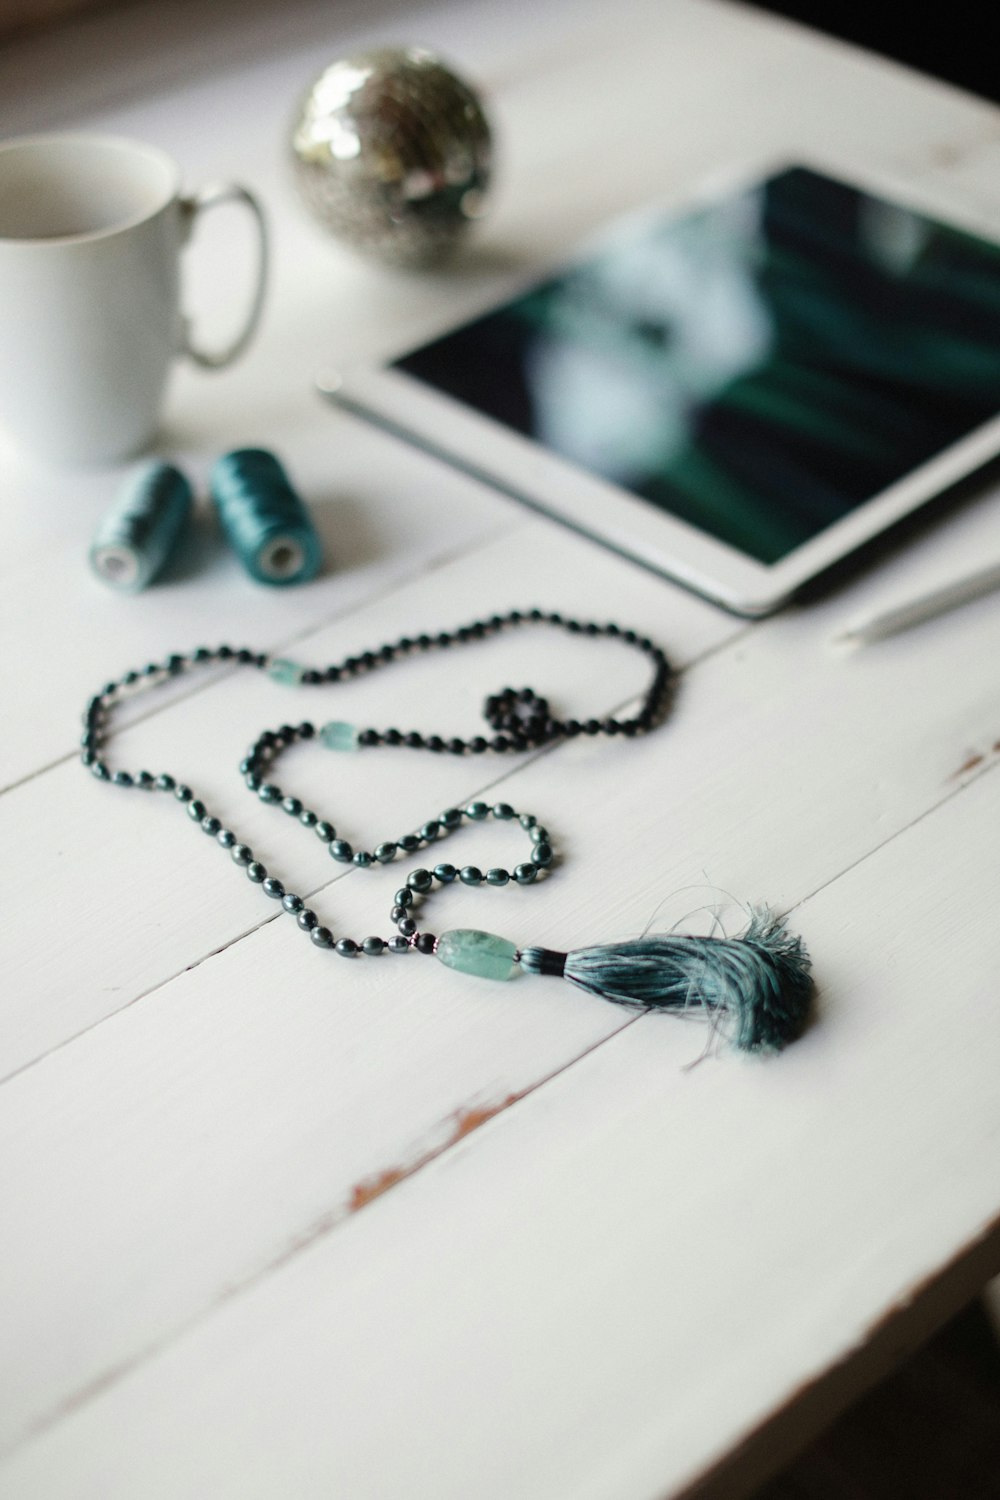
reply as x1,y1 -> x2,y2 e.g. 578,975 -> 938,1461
832,558 -> 1000,647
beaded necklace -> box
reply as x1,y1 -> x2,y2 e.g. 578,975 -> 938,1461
82,607 -> 813,1052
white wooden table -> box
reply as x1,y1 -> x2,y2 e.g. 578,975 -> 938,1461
2,2 -> 999,1496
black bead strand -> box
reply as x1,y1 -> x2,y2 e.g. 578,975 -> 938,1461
81,612 -> 667,964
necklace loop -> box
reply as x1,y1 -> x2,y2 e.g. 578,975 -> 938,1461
82,607 -> 671,958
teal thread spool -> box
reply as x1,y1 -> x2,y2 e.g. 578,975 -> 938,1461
210,448 -> 322,586
89,461 -> 193,592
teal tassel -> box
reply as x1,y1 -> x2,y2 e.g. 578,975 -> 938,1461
519,908 -> 813,1053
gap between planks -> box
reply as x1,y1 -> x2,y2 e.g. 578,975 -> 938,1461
5,1015 -> 640,1460
791,753 -> 1000,917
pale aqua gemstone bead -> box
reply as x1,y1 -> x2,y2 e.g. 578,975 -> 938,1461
435,929 -> 521,981
268,657 -> 304,686
319,720 -> 359,752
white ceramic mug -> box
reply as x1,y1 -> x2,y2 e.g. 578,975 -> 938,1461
0,133 -> 268,464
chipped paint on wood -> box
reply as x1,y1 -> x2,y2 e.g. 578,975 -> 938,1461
451,1093 -> 523,1140
349,1167 -> 409,1213
348,1092 -> 524,1215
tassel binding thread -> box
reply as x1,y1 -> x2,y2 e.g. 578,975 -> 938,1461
520,907 -> 813,1053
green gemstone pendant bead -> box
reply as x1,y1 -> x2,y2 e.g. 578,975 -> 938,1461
268,658 -> 304,686
435,929 -> 521,981
320,720 -> 359,752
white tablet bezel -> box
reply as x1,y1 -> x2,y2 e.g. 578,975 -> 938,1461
320,156 -> 1000,616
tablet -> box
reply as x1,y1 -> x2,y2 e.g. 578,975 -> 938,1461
320,161 -> 1000,615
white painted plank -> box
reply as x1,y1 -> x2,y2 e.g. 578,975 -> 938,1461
2,476 -> 999,1452
2,762 -> 997,1500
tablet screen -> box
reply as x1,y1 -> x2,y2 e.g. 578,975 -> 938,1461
394,166 -> 1000,564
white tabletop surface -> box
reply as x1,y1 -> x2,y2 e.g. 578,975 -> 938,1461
2,2 -> 1000,1497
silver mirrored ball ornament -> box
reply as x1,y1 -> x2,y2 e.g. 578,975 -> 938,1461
291,46 -> 493,267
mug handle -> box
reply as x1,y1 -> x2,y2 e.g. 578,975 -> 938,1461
179,183 -> 268,369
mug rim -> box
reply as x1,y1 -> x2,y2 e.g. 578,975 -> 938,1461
0,132 -> 181,246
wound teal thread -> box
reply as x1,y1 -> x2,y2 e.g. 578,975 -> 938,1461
89,461 -> 193,592
211,448 -> 322,586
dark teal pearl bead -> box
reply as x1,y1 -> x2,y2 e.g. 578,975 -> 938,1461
217,829 -> 236,848
532,841 -> 553,866
156,773 -> 176,792
362,936 -> 385,955
330,840 -> 353,862
174,783 -> 192,801
311,926 -> 334,948
282,797 -> 302,817
315,821 -> 335,842
262,877 -> 285,899
336,938 -> 359,957
433,863 -> 457,883
440,808 -> 462,828
492,803 -> 515,820
420,821 -> 441,841
283,893 -> 304,913
398,834 -> 420,853
390,904 -> 408,922
258,783 -> 280,803
247,862 -> 267,882
466,801 -> 489,820
297,909 -> 318,930
299,809 -> 318,828
231,844 -> 253,865
187,799 -> 206,820
532,826 -> 549,843
394,888 -> 413,908
397,917 -> 417,937
486,868 -> 510,886
375,842 -> 398,863
459,866 -> 483,885
387,936 -> 409,954
113,770 -> 134,787
514,863 -> 538,884
407,869 -> 433,893
201,816 -> 221,836
353,851 -> 374,868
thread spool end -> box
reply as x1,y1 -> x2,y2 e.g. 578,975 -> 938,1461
258,534 -> 307,581
90,544 -> 143,591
